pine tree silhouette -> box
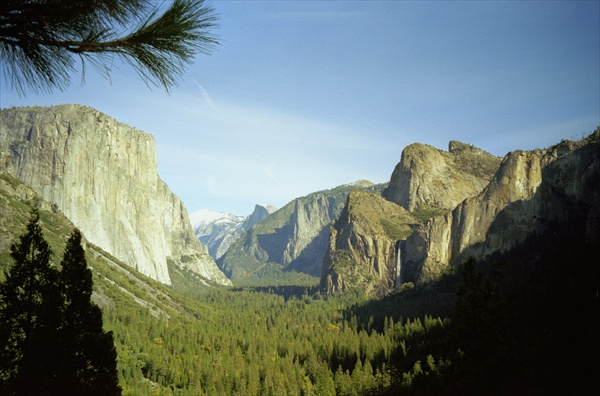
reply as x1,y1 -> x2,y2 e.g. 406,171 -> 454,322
0,209 -> 63,394
0,211 -> 121,395
59,228 -> 120,395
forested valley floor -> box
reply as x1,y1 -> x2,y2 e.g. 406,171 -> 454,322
1,199 -> 597,395
104,222 -> 598,396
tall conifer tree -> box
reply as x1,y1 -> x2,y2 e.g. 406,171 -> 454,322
0,209 -> 63,394
0,211 -> 121,395
59,228 -> 120,395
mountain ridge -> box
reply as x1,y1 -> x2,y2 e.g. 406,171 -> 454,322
402,131 -> 600,284
218,181 -> 385,281
190,204 -> 277,260
322,130 -> 599,297
322,140 -> 502,297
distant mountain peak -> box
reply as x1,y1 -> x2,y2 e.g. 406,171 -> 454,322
190,204 -> 277,262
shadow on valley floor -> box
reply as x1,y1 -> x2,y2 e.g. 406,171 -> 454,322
354,214 -> 598,395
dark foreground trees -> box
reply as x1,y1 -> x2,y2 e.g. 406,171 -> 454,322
58,228 -> 120,395
0,210 -> 120,395
0,0 -> 219,95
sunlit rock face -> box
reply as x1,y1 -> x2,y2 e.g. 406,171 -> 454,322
321,133 -> 600,296
403,132 -> 600,284
383,141 -> 501,212
0,104 -> 231,286
218,181 -> 384,279
218,191 -> 348,279
321,141 -> 500,298
321,190 -> 417,298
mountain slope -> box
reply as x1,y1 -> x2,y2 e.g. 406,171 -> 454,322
321,190 -> 417,298
322,141 -> 501,297
0,105 -> 230,286
218,181 -> 385,281
0,172 -> 218,311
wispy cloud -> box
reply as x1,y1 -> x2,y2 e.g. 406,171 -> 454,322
153,93 -> 406,213
192,78 -> 221,116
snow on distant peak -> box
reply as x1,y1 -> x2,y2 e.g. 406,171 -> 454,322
189,209 -> 244,228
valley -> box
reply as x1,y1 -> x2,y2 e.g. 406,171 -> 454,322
1,105 -> 598,394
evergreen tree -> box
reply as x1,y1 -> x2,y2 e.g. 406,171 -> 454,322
0,212 -> 120,395
0,209 -> 63,394
314,363 -> 336,396
1,0 -> 219,95
59,229 -> 120,395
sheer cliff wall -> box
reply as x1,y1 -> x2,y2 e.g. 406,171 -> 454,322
402,133 -> 600,284
0,105 -> 230,286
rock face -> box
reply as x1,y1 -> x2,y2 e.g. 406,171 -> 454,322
219,181 -> 385,279
0,105 -> 231,286
384,141 -> 501,213
322,141 -> 500,297
243,204 -> 278,231
321,191 -> 417,298
190,204 -> 277,260
402,131 -> 600,284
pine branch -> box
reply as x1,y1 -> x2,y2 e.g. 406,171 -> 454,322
0,0 -> 219,95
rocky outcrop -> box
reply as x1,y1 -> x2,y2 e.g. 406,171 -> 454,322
0,105 -> 230,286
383,141 -> 501,213
321,141 -> 500,297
402,131 -> 600,284
321,190 -> 417,298
243,204 -> 278,231
218,181 -> 385,279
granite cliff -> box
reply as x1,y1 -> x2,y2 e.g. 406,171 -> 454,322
322,142 -> 500,297
191,204 -> 277,260
402,131 -> 600,284
0,105 -> 230,286
218,181 -> 384,280
383,141 -> 501,213
320,191 -> 417,298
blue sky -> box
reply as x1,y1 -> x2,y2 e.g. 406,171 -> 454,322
2,1 -> 599,216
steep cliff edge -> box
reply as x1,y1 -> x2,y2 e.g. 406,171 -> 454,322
383,141 -> 501,213
0,105 -> 230,286
321,190 -> 417,298
403,131 -> 600,284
